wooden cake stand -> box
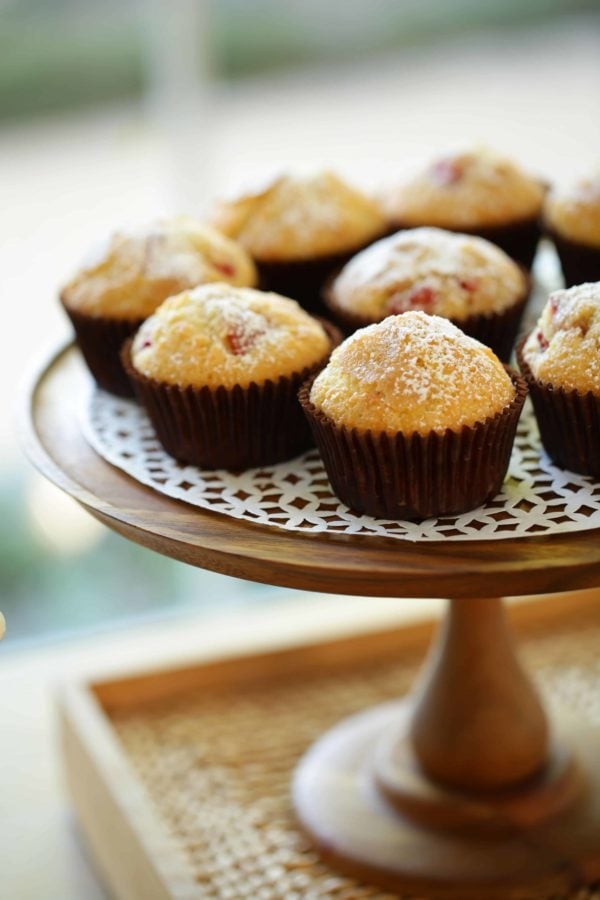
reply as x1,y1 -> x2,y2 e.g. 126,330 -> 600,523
21,342 -> 600,899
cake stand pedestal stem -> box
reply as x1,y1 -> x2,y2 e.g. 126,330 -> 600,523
409,596 -> 549,792
294,595 -> 600,898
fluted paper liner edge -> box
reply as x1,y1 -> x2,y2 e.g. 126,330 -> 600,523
517,337 -> 600,477
299,370 -> 528,521
122,319 -> 342,470
61,299 -> 141,397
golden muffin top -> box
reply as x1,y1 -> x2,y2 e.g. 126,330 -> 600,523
544,175 -> 600,247
382,149 -> 546,230
211,172 -> 387,263
328,227 -> 527,321
61,217 -> 257,319
131,283 -> 333,389
523,283 -> 600,395
310,311 -> 515,435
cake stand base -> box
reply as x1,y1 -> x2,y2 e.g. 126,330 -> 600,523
293,701 -> 600,899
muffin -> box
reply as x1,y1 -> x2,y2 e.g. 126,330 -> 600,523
544,175 -> 600,287
211,172 -> 387,313
324,227 -> 530,361
123,283 -> 340,469
517,283 -> 600,476
60,217 -> 257,396
300,312 -> 527,520
381,149 -> 546,269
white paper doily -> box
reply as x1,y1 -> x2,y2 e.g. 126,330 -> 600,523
81,387 -> 600,543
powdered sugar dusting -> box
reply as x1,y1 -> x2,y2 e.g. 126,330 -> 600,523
523,283 -> 600,393
545,174 -> 600,246
131,284 -> 331,389
382,148 -> 545,229
331,227 -> 526,320
61,218 -> 257,318
311,312 -> 514,434
212,171 -> 386,262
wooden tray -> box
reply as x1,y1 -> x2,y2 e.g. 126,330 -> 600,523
61,590 -> 600,900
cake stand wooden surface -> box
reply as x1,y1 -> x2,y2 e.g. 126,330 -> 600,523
19,342 -> 600,599
20,341 -> 600,899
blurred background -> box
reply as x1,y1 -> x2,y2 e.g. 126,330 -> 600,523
2,0 -> 600,647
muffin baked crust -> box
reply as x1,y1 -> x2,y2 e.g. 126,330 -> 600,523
544,176 -> 600,248
522,283 -> 600,395
131,283 -> 333,389
211,172 -> 386,263
327,227 -> 528,322
61,217 -> 257,319
310,311 -> 515,435
382,149 -> 546,230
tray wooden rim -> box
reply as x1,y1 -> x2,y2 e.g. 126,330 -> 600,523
59,591 -> 600,900
61,681 -> 197,900
20,340 -> 600,599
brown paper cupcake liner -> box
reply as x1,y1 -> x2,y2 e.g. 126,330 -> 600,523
323,280 -> 531,363
299,370 -> 527,521
466,216 -> 542,270
256,236 -> 386,316
546,229 -> 600,288
516,337 -> 600,477
61,300 -> 142,397
387,217 -> 542,269
121,319 -> 342,471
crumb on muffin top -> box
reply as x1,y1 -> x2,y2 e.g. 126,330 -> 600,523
522,283 -> 600,395
61,217 -> 257,319
309,311 -> 515,435
327,227 -> 528,321
381,149 -> 546,230
211,172 -> 387,263
131,284 -> 332,389
544,175 -> 600,248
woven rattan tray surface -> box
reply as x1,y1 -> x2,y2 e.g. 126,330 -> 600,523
61,591 -> 600,900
